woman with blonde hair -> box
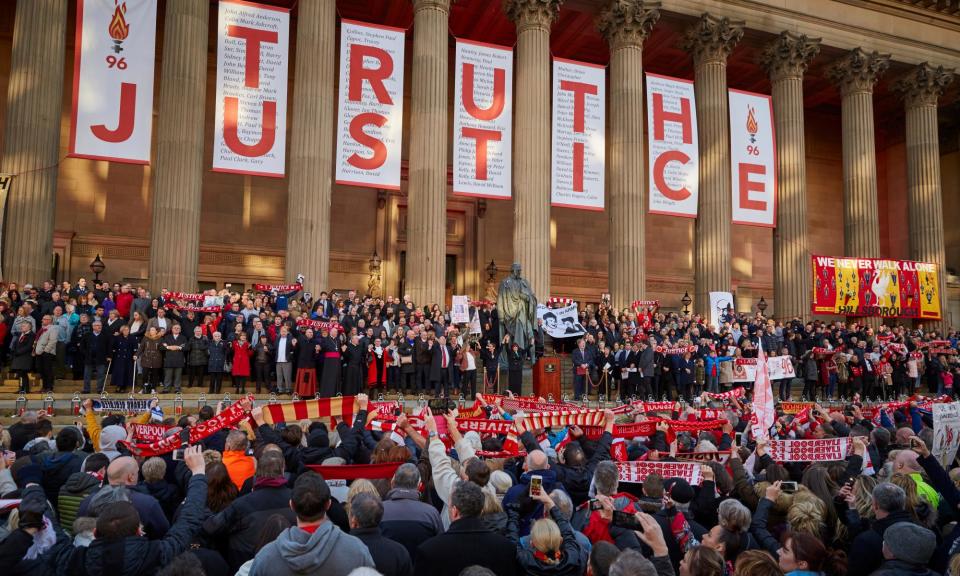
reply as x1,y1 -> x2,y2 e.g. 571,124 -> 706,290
346,479 -> 380,515
507,488 -> 583,575
786,493 -> 828,538
890,472 -> 937,529
735,550 -> 784,576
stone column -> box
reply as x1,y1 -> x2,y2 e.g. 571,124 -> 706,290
896,63 -> 955,333
505,0 -> 561,300
1,0 -> 67,282
761,32 -> 820,321
599,0 -> 660,312
406,0 -> 452,307
827,49 -> 889,327
149,0 -> 209,292
682,13 -> 743,317
286,0 -> 336,294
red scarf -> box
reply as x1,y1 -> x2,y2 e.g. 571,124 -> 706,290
121,396 -> 252,457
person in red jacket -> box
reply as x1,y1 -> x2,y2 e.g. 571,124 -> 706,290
231,332 -> 254,393
366,337 -> 390,391
115,283 -> 135,319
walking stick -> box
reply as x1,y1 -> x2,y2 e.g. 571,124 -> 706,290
100,359 -> 113,396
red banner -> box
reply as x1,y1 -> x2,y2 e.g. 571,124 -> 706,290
811,255 -> 941,319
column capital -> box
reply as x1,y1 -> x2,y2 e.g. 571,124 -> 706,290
760,31 -> 820,82
895,62 -> 955,109
504,0 -> 562,33
411,0 -> 453,14
681,12 -> 743,66
598,0 -> 661,50
826,48 -> 890,96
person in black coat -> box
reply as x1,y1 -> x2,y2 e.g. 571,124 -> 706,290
111,324 -> 139,393
429,335 -> 454,397
343,334 -> 367,396
506,341 -> 524,396
413,480 -> 518,576
81,321 -> 111,394
9,324 -> 34,392
35,426 -> 85,508
506,492 -> 584,576
350,493 -> 413,576
317,329 -> 342,397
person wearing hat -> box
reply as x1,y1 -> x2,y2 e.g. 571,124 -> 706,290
872,522 -> 938,576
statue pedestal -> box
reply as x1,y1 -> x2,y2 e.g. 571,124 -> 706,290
533,356 -> 561,400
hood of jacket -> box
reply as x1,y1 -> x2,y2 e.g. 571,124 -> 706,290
82,536 -> 155,576
275,522 -> 344,572
63,471 -> 102,496
40,451 -> 78,473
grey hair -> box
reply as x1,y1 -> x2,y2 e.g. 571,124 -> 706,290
392,463 -> 420,490
349,492 -> 383,529
609,549 -> 658,576
594,461 -> 619,496
718,499 -> 752,532
549,489 -> 574,520
89,485 -> 131,516
451,481 -> 484,518
346,569 -> 385,576
872,482 -> 906,513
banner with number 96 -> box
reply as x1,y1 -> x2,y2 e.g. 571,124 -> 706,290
729,89 -> 777,228
70,0 -> 157,164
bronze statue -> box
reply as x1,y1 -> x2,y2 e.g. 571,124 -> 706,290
497,262 -> 538,362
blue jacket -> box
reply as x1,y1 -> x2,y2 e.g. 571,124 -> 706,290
501,468 -> 568,537
703,355 -> 732,377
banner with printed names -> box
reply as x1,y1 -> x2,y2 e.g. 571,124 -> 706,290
70,0 -> 157,163
451,295 -> 470,324
729,89 -> 776,227
732,356 -> 796,383
453,39 -> 512,199
335,20 -> 405,190
646,73 -> 698,217
213,0 -> 289,177
551,58 -> 605,210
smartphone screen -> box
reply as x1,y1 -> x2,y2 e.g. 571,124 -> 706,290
612,510 -> 644,531
589,499 -> 602,511
781,481 -> 798,493
529,475 -> 543,496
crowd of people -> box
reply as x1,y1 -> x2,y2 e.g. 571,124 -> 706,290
0,278 -> 958,406
0,276 -> 958,576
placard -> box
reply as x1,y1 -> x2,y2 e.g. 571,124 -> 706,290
933,402 -> 960,467
646,73 -> 698,217
811,255 -> 941,319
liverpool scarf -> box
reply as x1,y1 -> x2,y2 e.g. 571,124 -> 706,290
296,318 -> 343,332
261,395 -> 375,428
254,282 -> 302,293
306,462 -> 403,480
618,461 -> 702,485
704,386 -> 746,400
122,396 -> 252,457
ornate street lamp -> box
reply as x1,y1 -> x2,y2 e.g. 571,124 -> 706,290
757,295 -> 768,314
89,254 -> 106,282
681,291 -> 692,314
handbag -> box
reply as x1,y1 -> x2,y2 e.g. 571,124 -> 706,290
576,366 -> 587,376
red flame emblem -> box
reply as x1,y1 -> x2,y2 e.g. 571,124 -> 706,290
746,106 -> 758,135
109,1 -> 129,42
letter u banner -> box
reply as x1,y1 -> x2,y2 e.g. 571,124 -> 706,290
811,255 -> 942,320
646,73 -> 698,217
453,39 -> 513,199
335,20 -> 406,190
70,0 -> 157,164
214,0 -> 290,177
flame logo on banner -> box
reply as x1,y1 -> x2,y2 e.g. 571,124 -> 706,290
109,1 -> 129,53
746,105 -> 758,143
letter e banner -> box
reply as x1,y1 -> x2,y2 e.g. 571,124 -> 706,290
646,73 -> 698,217
70,0 -> 157,164
729,89 -> 776,227
335,20 -> 406,190
213,0 -> 290,177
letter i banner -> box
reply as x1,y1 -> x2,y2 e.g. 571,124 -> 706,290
729,89 -> 776,227
70,0 -> 157,164
335,20 -> 406,190
453,39 -> 513,199
645,73 -> 698,217
551,58 -> 605,211
213,0 -> 290,177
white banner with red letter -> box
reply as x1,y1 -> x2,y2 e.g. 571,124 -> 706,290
646,73 -> 698,217
335,20 -> 405,190
750,346 -> 776,440
551,58 -> 605,210
453,39 -> 512,199
213,0 -> 289,177
729,89 -> 776,227
70,0 -> 157,164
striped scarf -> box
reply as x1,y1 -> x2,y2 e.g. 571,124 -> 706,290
261,395 -> 375,428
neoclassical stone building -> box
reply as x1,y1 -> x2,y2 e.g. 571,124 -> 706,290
0,0 -> 958,325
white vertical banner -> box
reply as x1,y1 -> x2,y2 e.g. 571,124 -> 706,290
646,73 -> 698,217
750,346 -> 776,441
453,39 -> 513,199
335,20 -> 405,190
551,58 -> 605,211
69,0 -> 157,164
213,0 -> 289,177
729,89 -> 776,227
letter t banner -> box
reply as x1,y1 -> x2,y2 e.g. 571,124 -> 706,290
551,58 -> 605,211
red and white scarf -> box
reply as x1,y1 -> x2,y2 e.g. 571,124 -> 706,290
618,461 -> 702,485
122,396 -> 253,457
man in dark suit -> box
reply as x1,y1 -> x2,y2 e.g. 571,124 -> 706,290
414,331 -> 433,393
313,291 -> 335,319
429,335 -> 454,398
638,338 -> 655,399
81,320 -> 110,393
571,338 -> 595,400
413,480 -> 517,576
